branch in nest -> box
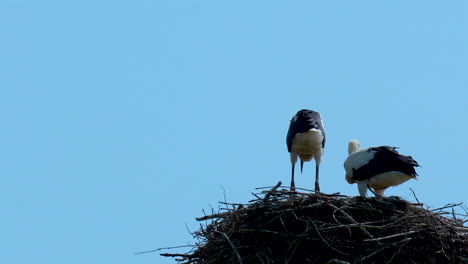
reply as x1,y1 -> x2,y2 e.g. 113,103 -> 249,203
328,203 -> 374,239
214,230 -> 243,264
134,245 -> 194,255
160,253 -> 192,258
195,207 -> 259,221
239,229 -> 283,235
358,237 -> 412,262
432,203 -> 464,212
409,188 -> 422,206
262,181 -> 282,202
324,258 -> 351,264
363,229 -> 423,242
310,220 -> 349,256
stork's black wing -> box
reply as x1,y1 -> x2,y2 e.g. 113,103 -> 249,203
352,146 -> 420,181
286,109 -> 325,153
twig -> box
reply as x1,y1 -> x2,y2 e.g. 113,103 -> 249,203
461,204 -> 468,215
285,240 -> 301,264
388,237 -> 412,263
134,245 -> 194,255
255,185 -> 315,192
451,226 -> 468,231
310,220 -> 349,256
214,230 -> 243,264
325,259 -> 350,264
452,207 -> 458,224
263,181 -> 282,202
239,229 -> 283,235
363,229 -> 423,242
409,188 -> 422,205
251,192 -> 262,200
358,237 -> 412,262
320,215 -> 415,230
196,211 -> 231,221
328,203 -> 374,239
255,185 -> 348,197
160,252 -> 192,258
196,206 -> 262,221
218,201 -> 249,206
279,215 -> 288,233
432,203 -> 463,212
220,185 -> 228,211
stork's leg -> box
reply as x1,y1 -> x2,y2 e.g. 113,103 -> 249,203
315,163 -> 320,193
357,180 -> 369,197
290,153 -> 298,192
291,164 -> 296,191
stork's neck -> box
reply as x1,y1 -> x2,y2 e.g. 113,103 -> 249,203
348,140 -> 360,155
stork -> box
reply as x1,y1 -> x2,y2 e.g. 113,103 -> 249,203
344,140 -> 420,197
286,109 -> 325,192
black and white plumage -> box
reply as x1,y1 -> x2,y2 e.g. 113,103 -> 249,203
286,109 -> 325,192
344,140 -> 420,197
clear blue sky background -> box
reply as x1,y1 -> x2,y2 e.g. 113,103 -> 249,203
1,1 -> 467,263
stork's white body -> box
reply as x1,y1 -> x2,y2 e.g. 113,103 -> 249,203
290,129 -> 324,164
344,140 -> 419,197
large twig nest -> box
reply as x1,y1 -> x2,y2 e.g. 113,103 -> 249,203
163,184 -> 468,264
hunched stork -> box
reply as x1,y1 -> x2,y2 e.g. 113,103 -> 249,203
286,109 -> 325,192
344,140 -> 420,197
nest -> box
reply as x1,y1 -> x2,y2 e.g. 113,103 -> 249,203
162,183 -> 468,264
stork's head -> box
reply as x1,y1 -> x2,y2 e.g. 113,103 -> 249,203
348,140 -> 360,155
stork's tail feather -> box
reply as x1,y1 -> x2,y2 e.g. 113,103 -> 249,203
400,155 -> 420,176
407,156 -> 420,167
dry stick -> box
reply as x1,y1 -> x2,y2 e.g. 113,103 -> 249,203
320,215 -> 415,230
256,185 -> 348,197
220,185 -> 229,211
310,220 -> 349,256
279,215 -> 288,233
214,230 -> 243,264
324,259 -> 351,264
251,192 -> 262,200
239,229 -> 282,235
328,203 -> 374,239
160,253 -> 192,258
255,185 -> 316,192
320,223 -> 388,230
285,240 -> 301,264
264,186 -> 349,197
134,245 -> 194,255
196,211 -> 231,221
432,203 -> 464,212
363,229 -> 423,242
388,237 -> 412,263
461,204 -> 468,215
263,181 -> 282,202
267,201 -> 326,215
358,237 -> 412,262
452,207 -> 458,224
452,226 -> 468,231
196,207 -> 258,221
218,201 -> 249,206
409,188 -> 422,205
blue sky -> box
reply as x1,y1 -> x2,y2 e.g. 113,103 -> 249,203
1,1 -> 467,263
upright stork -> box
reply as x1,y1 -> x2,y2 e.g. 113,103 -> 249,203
344,140 -> 420,197
286,109 -> 325,192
